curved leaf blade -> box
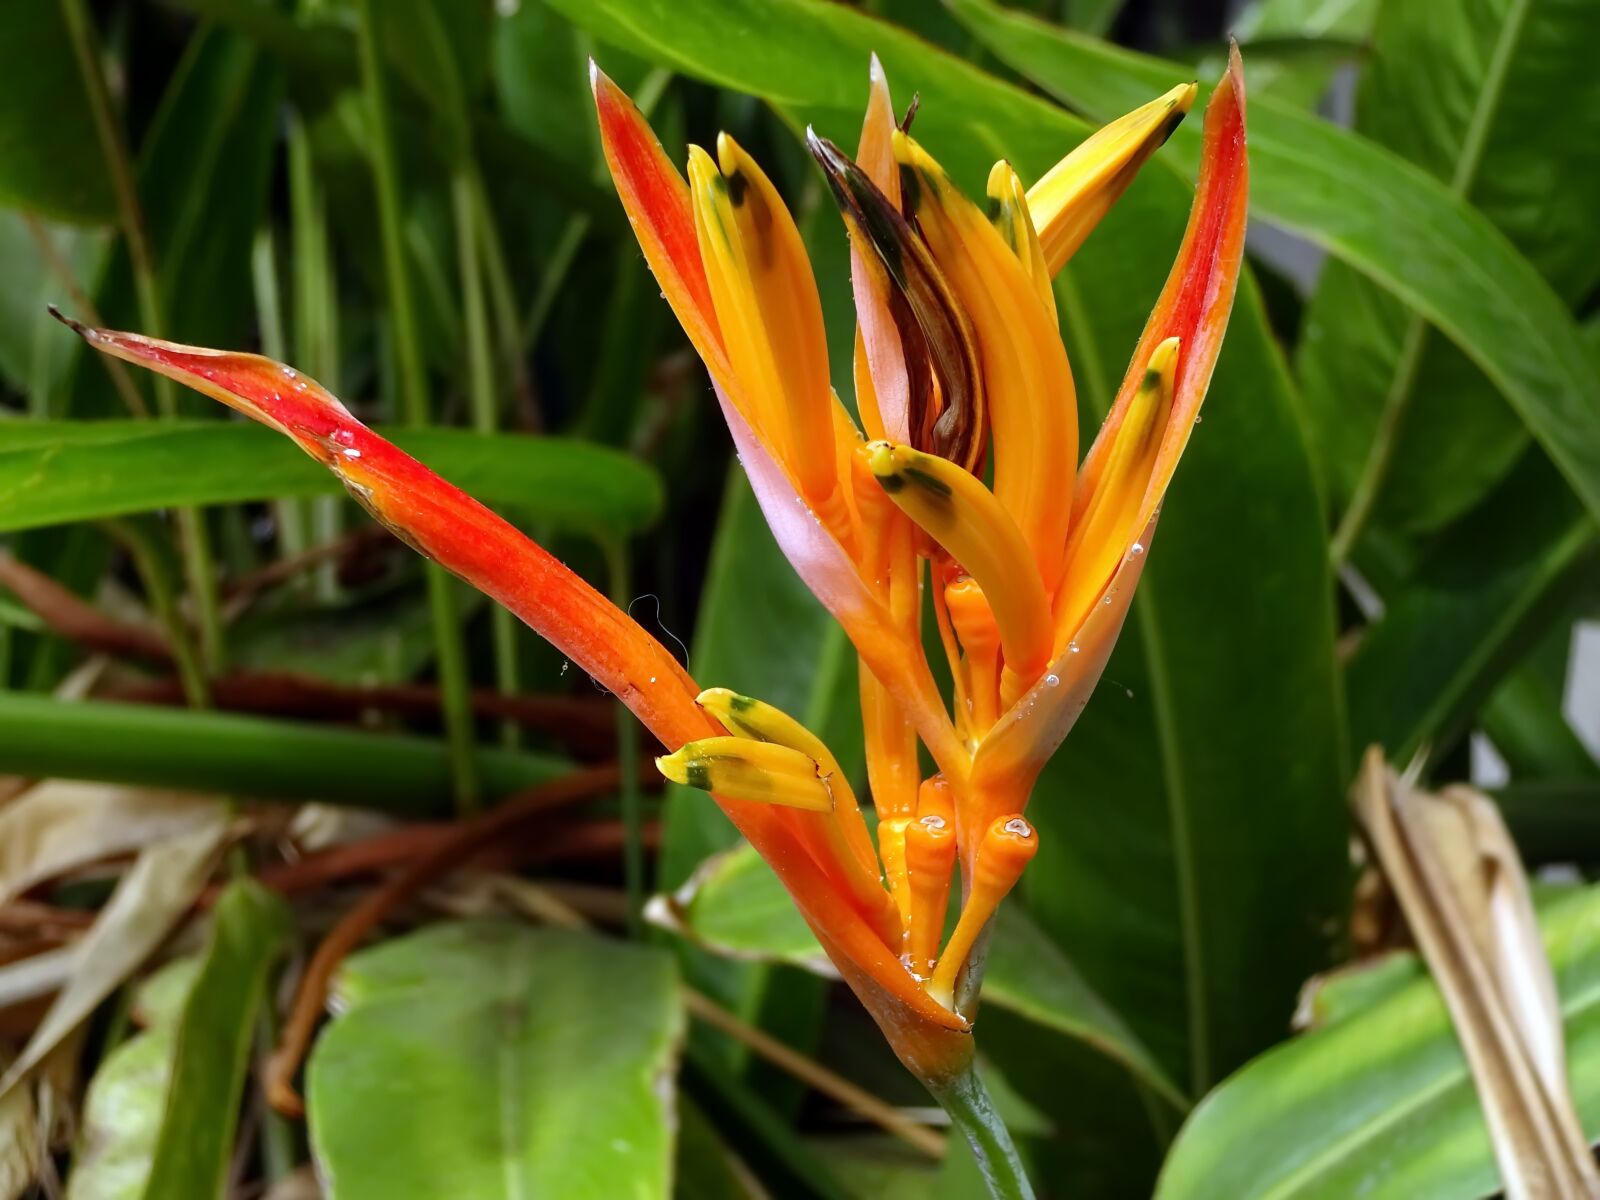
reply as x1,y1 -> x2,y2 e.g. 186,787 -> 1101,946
1154,885 -> 1600,1199
0,421 -> 663,538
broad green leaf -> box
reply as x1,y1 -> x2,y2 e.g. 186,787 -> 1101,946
1226,0 -> 1378,108
0,692 -> 566,815
68,959 -> 203,1200
555,0 -> 1347,1095
1346,451 -> 1597,767
307,921 -> 684,1200
945,0 -> 1600,544
1154,884 -> 1600,1199
654,843 -> 1183,1107
0,5 -> 116,223
0,420 -> 663,538
1297,0 -> 1600,534
142,882 -> 288,1199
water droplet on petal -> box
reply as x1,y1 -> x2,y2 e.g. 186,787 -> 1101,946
1130,542 -> 1144,556
1067,641 -> 1080,655
1044,673 -> 1059,688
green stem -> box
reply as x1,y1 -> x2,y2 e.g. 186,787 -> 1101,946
924,1060 -> 1036,1200
466,171 -> 537,428
453,169 -> 522,751
0,692 -> 565,815
251,224 -> 312,591
354,0 -> 480,812
61,0 -> 227,677
605,539 -> 645,935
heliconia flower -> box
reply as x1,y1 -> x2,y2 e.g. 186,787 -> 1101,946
58,49 -> 1246,1101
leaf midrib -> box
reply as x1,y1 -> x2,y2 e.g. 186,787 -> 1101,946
1334,0 -> 1537,549
1055,268 -> 1208,1092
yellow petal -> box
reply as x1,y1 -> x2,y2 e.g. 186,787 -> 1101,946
657,737 -> 833,812
986,161 -> 1055,323
893,131 -> 1076,590
866,441 -> 1052,688
1054,337 -> 1177,646
1026,82 -> 1197,273
689,137 -> 841,521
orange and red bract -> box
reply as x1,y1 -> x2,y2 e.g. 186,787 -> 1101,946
61,47 -> 1247,1088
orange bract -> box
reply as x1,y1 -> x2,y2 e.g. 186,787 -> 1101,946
64,48 -> 1247,1086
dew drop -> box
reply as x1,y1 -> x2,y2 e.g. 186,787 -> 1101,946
1067,641 -> 1080,654
1130,542 -> 1144,556
1043,673 -> 1060,688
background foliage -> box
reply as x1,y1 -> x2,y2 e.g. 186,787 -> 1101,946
0,0 -> 1597,1197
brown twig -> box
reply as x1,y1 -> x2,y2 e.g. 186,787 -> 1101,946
223,527 -> 389,605
685,989 -> 946,1159
0,552 -> 169,660
264,765 -> 632,1116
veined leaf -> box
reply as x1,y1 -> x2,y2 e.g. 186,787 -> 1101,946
1154,885 -> 1600,1199
553,0 -> 1347,1095
0,420 -> 663,538
1225,0 -> 1378,109
307,921 -> 684,1200
945,0 -> 1600,544
1296,0 -> 1600,534
1347,451 -> 1597,768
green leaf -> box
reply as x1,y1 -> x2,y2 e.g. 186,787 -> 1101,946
1227,0 -> 1378,108
0,5 -> 116,223
654,843 -> 1183,1108
0,420 -> 663,538
944,0 -> 1600,544
307,921 -> 684,1200
1296,0 -> 1600,534
1346,451 -> 1598,767
0,692 -> 567,815
70,28 -> 283,419
142,881 -> 289,1200
68,959 -> 203,1200
1154,884 -> 1600,1199
555,0 -> 1348,1095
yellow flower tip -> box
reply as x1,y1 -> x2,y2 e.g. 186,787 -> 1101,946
1144,335 -> 1181,392
655,737 -> 834,812
864,440 -> 949,499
